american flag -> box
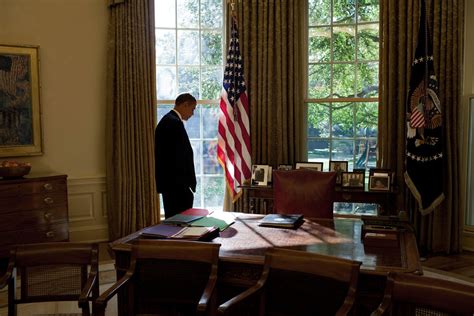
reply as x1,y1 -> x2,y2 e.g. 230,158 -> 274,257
217,17 -> 251,201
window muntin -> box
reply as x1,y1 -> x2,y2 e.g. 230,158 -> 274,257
155,0 -> 225,212
306,0 -> 379,172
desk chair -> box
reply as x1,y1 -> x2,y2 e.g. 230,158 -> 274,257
218,247 -> 362,316
273,169 -> 337,218
371,272 -> 474,316
0,242 -> 99,316
94,239 -> 221,316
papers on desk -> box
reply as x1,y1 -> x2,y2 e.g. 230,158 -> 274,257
162,208 -> 214,226
190,212 -> 235,231
140,224 -> 219,241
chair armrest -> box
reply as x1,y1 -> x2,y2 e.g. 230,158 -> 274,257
93,271 -> 134,315
197,271 -> 217,314
78,268 -> 99,308
217,281 -> 265,315
335,291 -> 356,316
0,258 -> 15,289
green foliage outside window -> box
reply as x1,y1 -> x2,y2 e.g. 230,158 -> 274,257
307,0 -> 379,171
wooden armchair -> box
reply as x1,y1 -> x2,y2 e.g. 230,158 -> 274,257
218,247 -> 361,316
273,169 -> 337,218
94,239 -> 221,316
0,242 -> 99,316
371,272 -> 474,316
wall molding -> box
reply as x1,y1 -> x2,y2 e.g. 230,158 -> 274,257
67,176 -> 109,242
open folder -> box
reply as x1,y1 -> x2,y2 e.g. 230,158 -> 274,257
162,208 -> 213,226
140,224 -> 219,241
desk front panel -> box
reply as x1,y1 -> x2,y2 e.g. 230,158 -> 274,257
109,213 -> 421,316
241,185 -> 398,215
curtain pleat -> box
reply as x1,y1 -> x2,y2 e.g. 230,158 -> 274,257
380,0 -> 464,253
106,0 -> 159,240
227,0 -> 304,213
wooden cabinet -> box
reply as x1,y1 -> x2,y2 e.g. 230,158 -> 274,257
0,174 -> 69,258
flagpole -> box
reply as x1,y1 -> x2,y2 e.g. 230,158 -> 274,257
423,0 -> 429,121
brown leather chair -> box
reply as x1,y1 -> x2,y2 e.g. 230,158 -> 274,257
371,272 -> 474,316
218,247 -> 361,316
94,239 -> 221,316
0,242 -> 100,316
273,169 -> 337,218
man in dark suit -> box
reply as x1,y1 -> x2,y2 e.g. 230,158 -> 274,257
155,93 -> 197,218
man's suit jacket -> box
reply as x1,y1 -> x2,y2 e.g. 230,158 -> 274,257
155,110 -> 196,193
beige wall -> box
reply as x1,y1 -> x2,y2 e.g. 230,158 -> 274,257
0,0 -> 109,241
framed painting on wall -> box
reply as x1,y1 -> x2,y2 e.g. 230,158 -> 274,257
0,44 -> 42,157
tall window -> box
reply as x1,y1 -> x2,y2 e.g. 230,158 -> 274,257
155,0 -> 225,211
306,0 -> 379,172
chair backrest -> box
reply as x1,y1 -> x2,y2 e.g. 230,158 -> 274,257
263,247 -> 361,316
1,242 -> 99,316
273,169 -> 337,218
127,239 -> 221,315
372,272 -> 474,316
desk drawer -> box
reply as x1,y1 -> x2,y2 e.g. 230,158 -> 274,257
0,179 -> 66,197
0,207 -> 68,232
0,191 -> 67,213
0,222 -> 69,246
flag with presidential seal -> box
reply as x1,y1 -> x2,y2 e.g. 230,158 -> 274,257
404,0 -> 444,215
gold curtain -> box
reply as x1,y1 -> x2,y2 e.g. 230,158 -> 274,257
380,0 -> 464,253
226,0 -> 305,212
106,0 -> 159,240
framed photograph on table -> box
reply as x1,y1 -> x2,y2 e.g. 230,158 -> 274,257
278,164 -> 293,171
329,161 -> 348,184
251,164 -> 269,186
0,44 -> 42,157
369,175 -> 391,191
341,171 -> 365,189
295,162 -> 323,171
370,168 -> 395,186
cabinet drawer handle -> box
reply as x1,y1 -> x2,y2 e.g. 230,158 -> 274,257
46,231 -> 55,238
44,197 -> 54,204
44,212 -> 53,221
43,183 -> 53,191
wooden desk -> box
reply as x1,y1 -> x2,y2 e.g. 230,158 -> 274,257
109,213 -> 421,315
241,184 -> 399,215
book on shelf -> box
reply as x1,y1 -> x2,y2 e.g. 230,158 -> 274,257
140,224 -> 219,241
190,212 -> 235,231
258,213 -> 304,228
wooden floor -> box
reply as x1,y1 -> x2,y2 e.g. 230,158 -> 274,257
422,250 -> 474,282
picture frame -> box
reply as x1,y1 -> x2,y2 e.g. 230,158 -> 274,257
341,171 -> 365,189
329,161 -> 348,184
369,168 -> 395,185
0,44 -> 42,157
267,165 -> 273,183
295,162 -> 323,171
278,164 -> 293,171
369,175 -> 391,191
251,164 -> 270,186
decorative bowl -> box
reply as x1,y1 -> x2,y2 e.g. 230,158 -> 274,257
0,165 -> 31,179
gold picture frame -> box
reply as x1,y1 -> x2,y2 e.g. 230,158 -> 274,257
0,44 -> 42,157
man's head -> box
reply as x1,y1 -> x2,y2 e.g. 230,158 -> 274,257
174,93 -> 197,121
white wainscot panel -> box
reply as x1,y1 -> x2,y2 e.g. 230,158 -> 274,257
67,176 -> 109,242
